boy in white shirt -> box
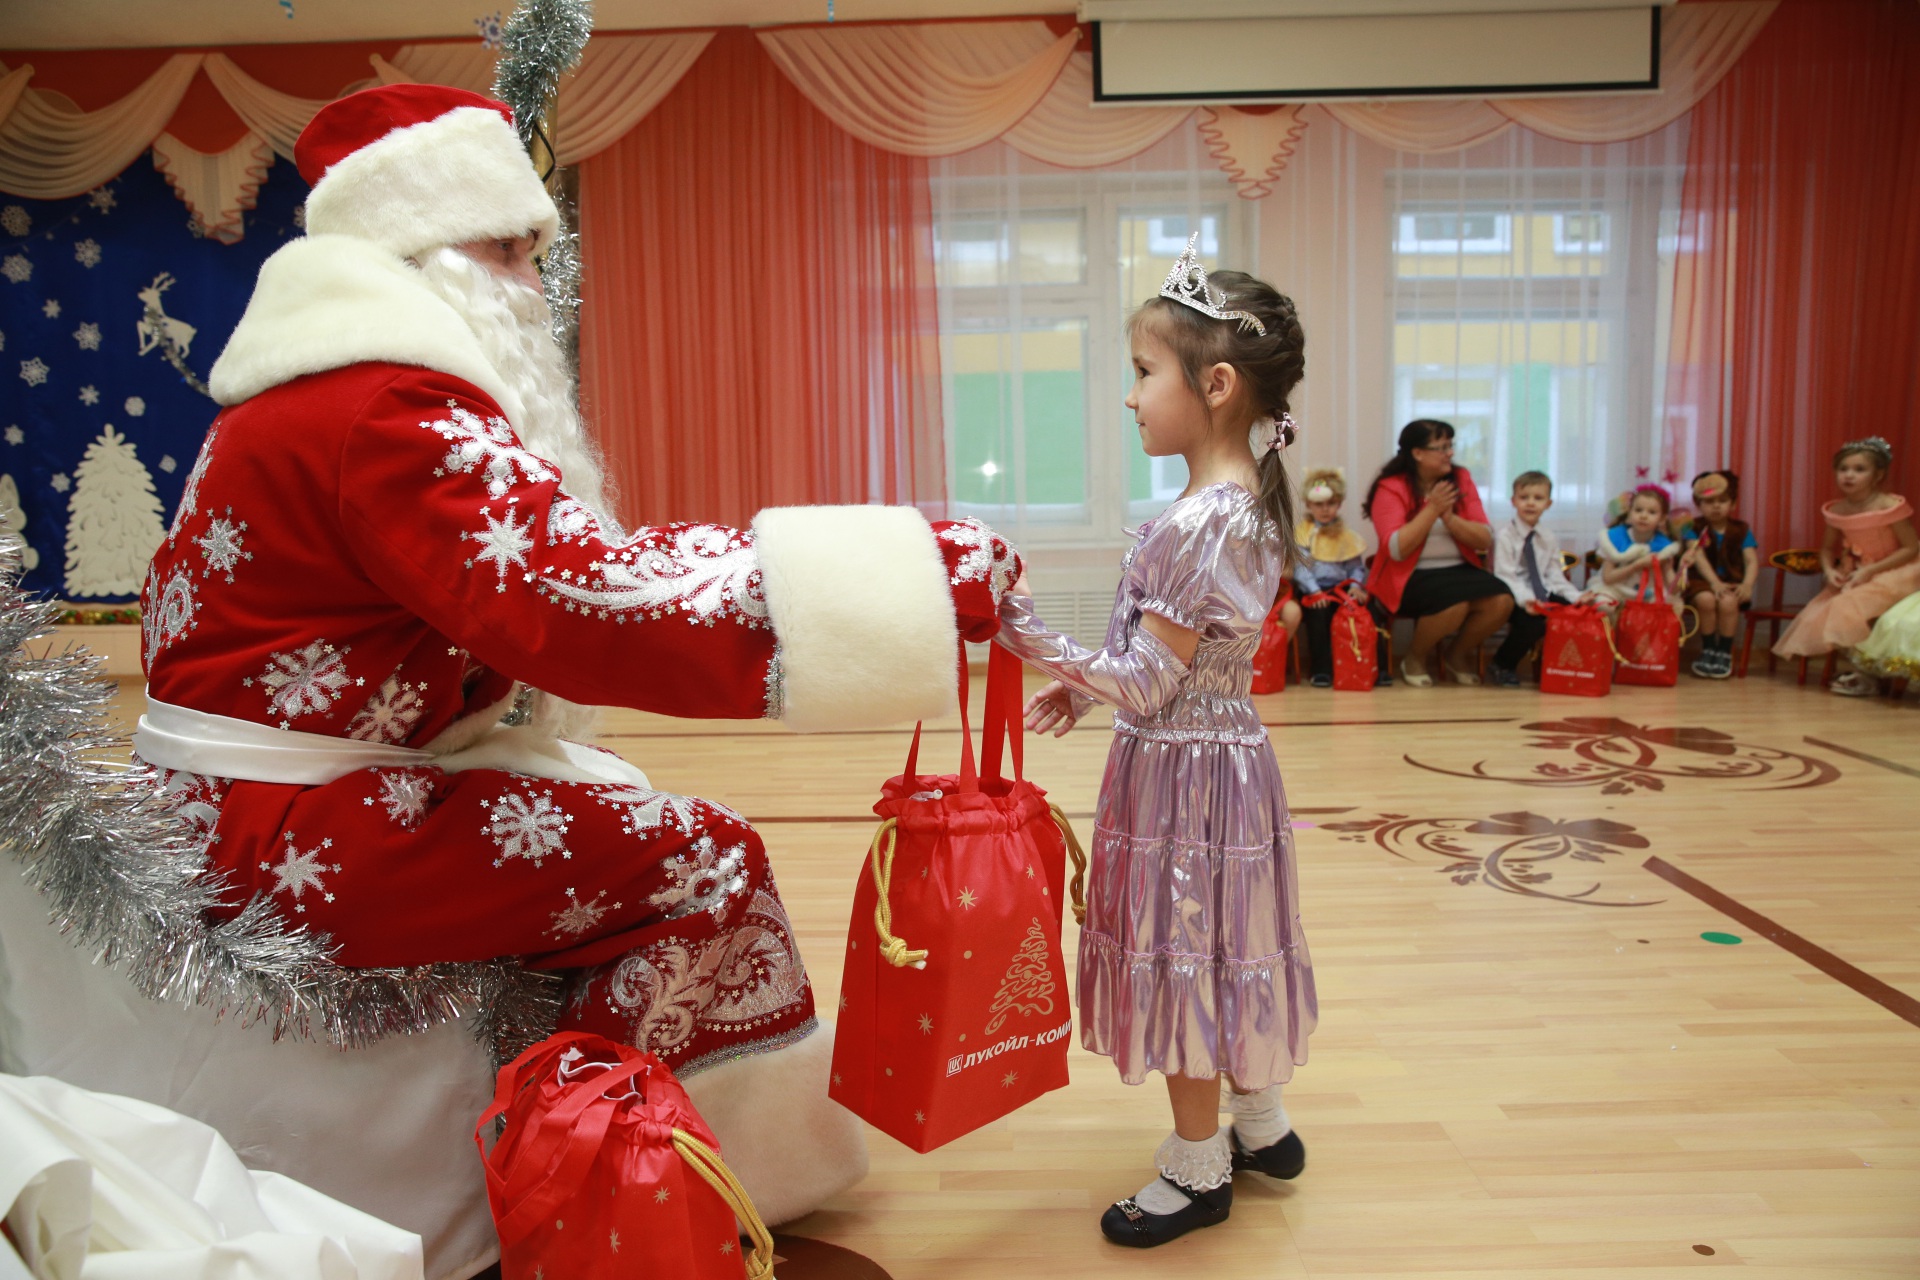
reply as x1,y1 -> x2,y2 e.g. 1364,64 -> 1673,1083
1490,470 -> 1591,686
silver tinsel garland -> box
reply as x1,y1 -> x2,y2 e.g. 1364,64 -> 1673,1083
492,0 -> 593,360
0,531 -> 559,1061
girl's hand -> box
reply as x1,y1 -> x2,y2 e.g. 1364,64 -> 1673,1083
1826,566 -> 1852,590
1350,585 -> 1369,606
1009,572 -> 1032,599
1735,581 -> 1753,604
1024,681 -> 1079,738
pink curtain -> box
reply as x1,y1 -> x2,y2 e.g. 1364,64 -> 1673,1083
1661,0 -> 1920,549
576,28 -> 945,529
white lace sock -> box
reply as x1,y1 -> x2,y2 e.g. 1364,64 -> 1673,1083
1225,1084 -> 1291,1149
1129,1131 -> 1232,1215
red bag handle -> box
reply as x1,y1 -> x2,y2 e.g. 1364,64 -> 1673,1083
1637,561 -> 1668,605
904,643 -> 1007,793
476,1043 -> 656,1243
978,644 -> 1024,786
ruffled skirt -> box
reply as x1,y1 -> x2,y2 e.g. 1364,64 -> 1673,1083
1854,589 -> 1920,679
1076,724 -> 1316,1091
1774,561 -> 1920,657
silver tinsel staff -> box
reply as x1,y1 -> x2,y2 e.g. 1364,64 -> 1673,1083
0,529 -> 558,1060
493,0 -> 594,363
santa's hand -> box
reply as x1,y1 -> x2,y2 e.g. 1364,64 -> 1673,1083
931,518 -> 1023,642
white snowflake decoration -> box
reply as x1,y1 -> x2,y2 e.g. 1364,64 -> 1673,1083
261,834 -> 341,913
3,426 -> 21,446
158,455 -> 176,473
0,207 -> 28,237
78,385 -> 99,406
423,405 -> 557,499
475,10 -> 505,48
0,330 -> 5,352
941,517 -> 1020,597
41,299 -> 58,318
194,512 -> 249,581
347,674 -> 427,744
124,396 -> 145,416
49,472 -> 69,493
257,640 -> 353,722
18,358 -> 47,387
73,239 -> 102,268
74,323 -> 101,351
647,834 -> 747,921
546,496 -> 600,545
375,770 -> 435,829
467,507 -> 535,587
548,888 -> 623,940
482,789 -> 574,868
1,254 -> 29,284
598,783 -> 703,839
86,187 -> 116,213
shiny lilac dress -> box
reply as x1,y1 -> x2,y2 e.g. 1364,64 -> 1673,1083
996,483 -> 1316,1089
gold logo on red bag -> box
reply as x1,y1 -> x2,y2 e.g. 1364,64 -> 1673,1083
984,918 -> 1057,1035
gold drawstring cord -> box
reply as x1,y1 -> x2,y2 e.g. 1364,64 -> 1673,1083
1047,804 -> 1088,926
672,1128 -> 776,1279
868,819 -> 928,969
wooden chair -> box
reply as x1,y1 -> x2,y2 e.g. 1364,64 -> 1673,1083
1739,548 -> 1822,679
1583,549 -> 1604,587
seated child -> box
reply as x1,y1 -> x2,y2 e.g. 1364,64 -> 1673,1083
1489,470 -> 1589,686
1595,485 -> 1685,608
1292,467 -> 1389,687
1682,470 -> 1758,679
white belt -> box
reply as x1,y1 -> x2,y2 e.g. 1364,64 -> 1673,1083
133,695 -> 650,789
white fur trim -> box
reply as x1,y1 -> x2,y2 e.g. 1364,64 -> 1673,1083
679,1022 -> 869,1226
208,234 -> 523,423
752,506 -> 958,733
304,106 -> 559,262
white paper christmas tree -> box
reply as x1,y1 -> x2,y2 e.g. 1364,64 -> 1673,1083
64,424 -> 165,597
0,473 -> 38,570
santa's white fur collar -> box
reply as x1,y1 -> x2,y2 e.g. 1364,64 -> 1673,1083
208,234 -> 525,424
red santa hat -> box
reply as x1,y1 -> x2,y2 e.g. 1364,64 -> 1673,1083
296,83 -> 560,262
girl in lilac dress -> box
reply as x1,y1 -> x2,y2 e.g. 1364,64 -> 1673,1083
996,242 -> 1316,1247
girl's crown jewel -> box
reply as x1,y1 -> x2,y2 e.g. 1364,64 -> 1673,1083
1842,435 -> 1894,464
1160,234 -> 1267,337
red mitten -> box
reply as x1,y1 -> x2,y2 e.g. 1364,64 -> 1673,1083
931,518 -> 1023,642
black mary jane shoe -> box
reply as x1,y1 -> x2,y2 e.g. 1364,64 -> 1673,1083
1230,1127 -> 1307,1180
1099,1180 -> 1232,1248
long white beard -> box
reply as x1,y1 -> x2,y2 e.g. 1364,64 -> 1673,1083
417,247 -> 613,741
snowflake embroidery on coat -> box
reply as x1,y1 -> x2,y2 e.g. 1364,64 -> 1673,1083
647,834 -> 748,921
261,833 -> 341,913
466,506 -> 535,589
548,887 -> 624,940
941,517 -> 1020,597
348,674 -> 428,744
372,769 -> 436,829
154,769 -> 229,847
538,524 -> 769,628
142,565 -> 199,659
194,509 -> 250,582
423,404 -> 558,499
167,426 -> 216,544
596,783 -> 704,839
545,496 -> 601,546
255,640 -> 353,723
482,788 -> 574,868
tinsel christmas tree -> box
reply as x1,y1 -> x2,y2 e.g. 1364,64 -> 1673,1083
493,0 -> 594,364
0,528 -> 556,1057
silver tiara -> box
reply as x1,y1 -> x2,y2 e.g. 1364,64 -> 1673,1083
1160,234 -> 1265,336
1842,434 -> 1894,463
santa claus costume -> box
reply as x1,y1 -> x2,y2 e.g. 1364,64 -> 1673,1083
134,84 -> 1017,1227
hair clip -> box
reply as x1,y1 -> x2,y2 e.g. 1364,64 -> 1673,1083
1161,234 -> 1265,336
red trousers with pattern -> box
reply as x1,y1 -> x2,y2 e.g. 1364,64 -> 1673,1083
157,760 -> 816,1073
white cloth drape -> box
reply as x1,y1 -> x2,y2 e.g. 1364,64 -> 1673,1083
150,130 -> 275,243
0,55 -> 201,198
1002,51 -> 1188,169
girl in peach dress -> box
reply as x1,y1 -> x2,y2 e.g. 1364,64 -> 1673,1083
1773,437 -> 1920,696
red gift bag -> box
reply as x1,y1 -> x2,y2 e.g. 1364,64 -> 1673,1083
1538,603 -> 1615,696
1250,584 -> 1293,694
477,1031 -> 772,1280
1614,566 -> 1690,687
831,645 -> 1082,1153
1330,591 -> 1381,692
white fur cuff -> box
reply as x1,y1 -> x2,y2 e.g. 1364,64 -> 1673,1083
752,506 -> 957,733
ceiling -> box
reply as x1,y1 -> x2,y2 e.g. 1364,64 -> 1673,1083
1,0 -> 1075,51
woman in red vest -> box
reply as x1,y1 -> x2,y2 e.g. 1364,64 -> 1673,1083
1362,420 -> 1513,686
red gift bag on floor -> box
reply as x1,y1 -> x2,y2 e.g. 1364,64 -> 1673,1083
1538,603 -> 1615,696
1250,584 -> 1292,693
1614,566 -> 1689,687
1330,591 -> 1381,692
831,645 -> 1081,1153
478,1031 -> 772,1280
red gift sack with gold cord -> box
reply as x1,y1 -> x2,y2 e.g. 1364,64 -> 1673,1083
1250,584 -> 1292,694
477,1031 -> 773,1280
1538,602 -> 1615,697
830,645 -> 1084,1153
1613,566 -> 1692,687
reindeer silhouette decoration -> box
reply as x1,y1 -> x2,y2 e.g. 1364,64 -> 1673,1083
136,273 -> 197,359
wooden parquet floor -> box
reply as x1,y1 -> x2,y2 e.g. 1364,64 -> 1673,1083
596,674 -> 1920,1279
100,676 -> 1920,1277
